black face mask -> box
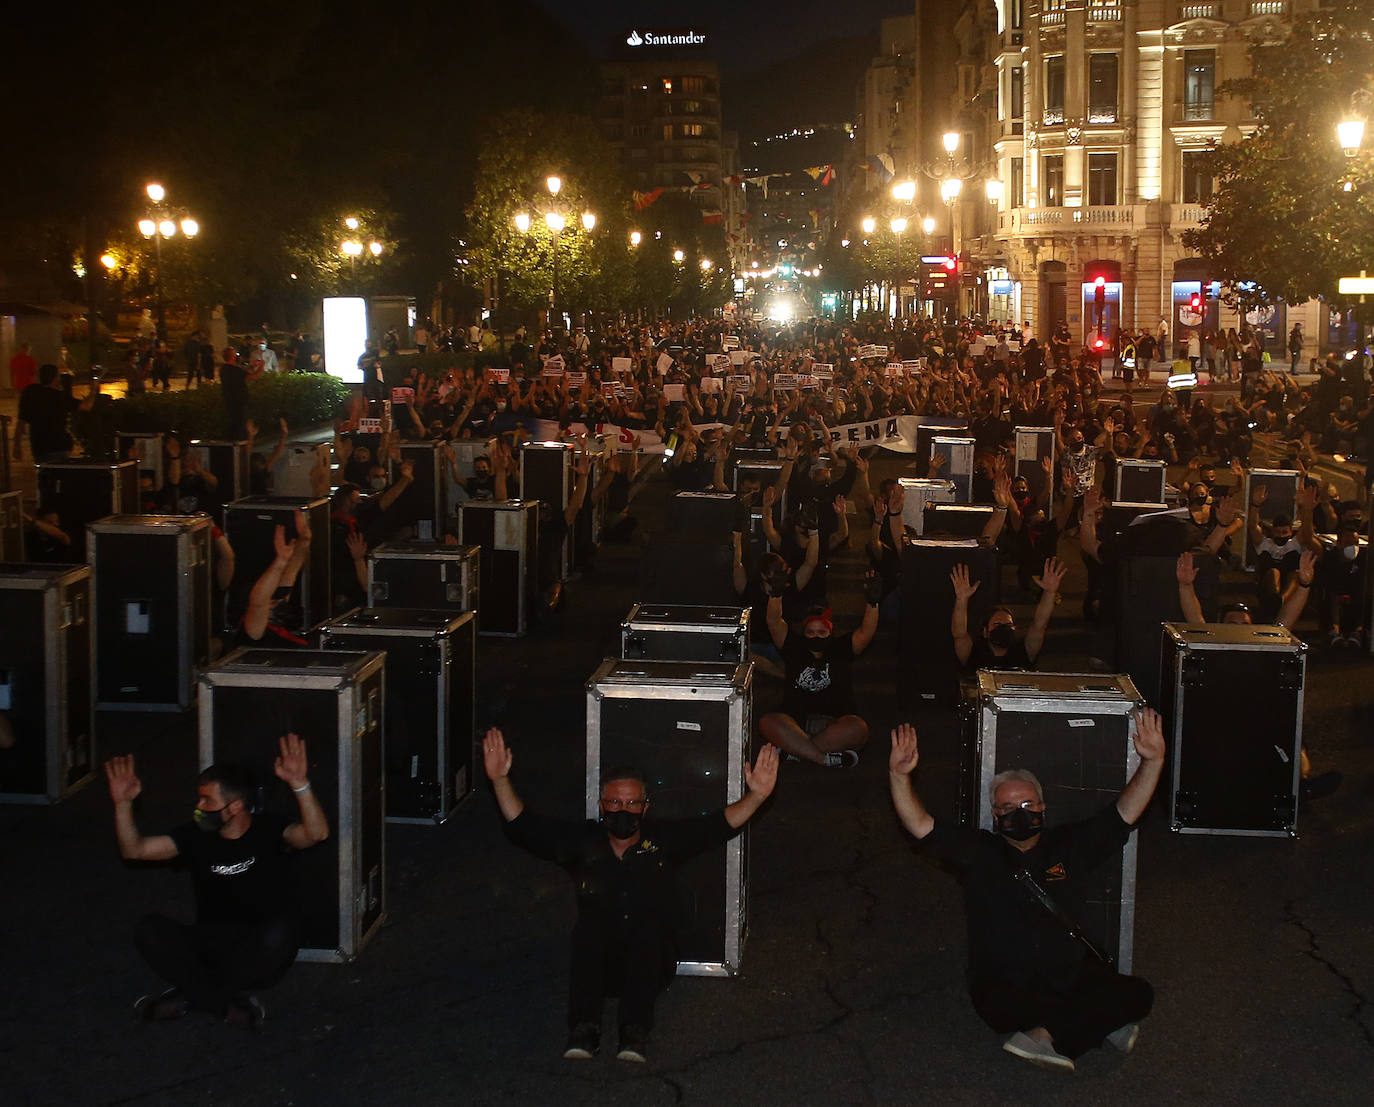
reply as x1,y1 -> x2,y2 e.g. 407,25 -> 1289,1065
806,636 -> 832,659
996,807 -> 1044,842
193,806 -> 226,833
988,623 -> 1017,649
601,811 -> 642,840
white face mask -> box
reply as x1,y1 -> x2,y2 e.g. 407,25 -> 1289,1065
1343,545 -> 1360,560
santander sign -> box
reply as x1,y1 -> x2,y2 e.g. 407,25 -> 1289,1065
626,30 -> 707,47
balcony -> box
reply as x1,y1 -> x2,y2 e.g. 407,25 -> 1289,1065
998,204 -> 1147,236
1170,204 -> 1210,228
1178,3 -> 1219,19
1041,10 -> 1065,25
1088,1 -> 1122,22
1248,1 -> 1286,15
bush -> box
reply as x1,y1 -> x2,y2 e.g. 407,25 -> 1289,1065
112,374 -> 353,438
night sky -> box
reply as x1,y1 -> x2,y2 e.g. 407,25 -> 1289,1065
531,0 -> 905,79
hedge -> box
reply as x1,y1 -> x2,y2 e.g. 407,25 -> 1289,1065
112,374 -> 354,438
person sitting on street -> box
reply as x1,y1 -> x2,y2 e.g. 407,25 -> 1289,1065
103,735 -> 329,1028
887,713 -> 1165,1073
951,557 -> 1067,671
757,571 -> 883,767
481,727 -> 778,1064
1247,484 -> 1315,619
238,508 -> 313,647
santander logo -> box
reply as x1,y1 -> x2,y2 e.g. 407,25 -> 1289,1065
627,30 -> 643,46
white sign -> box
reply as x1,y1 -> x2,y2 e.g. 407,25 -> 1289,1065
710,353 -> 731,373
488,367 -> 510,384
566,372 -> 586,389
601,381 -> 617,397
729,349 -> 749,365
611,356 -> 632,374
542,354 -> 565,372
656,352 -> 675,374
322,296 -> 368,385
812,363 -> 833,377
797,375 -> 818,389
774,373 -> 798,390
902,359 -> 923,374
699,376 -> 723,393
722,334 -> 740,350
885,363 -> 904,377
729,375 -> 752,389
663,383 -> 686,402
390,387 -> 415,403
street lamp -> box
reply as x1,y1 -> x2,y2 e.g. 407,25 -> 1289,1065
941,178 -> 963,203
943,131 -> 960,155
700,258 -> 713,271
545,211 -> 566,232
368,241 -> 383,257
138,183 -> 199,340
892,180 -> 916,202
673,248 -> 685,263
861,217 -> 876,235
581,212 -> 597,232
922,216 -> 936,235
890,217 -> 908,234
100,254 -> 117,271
546,175 -> 562,196
1339,89 -> 1372,155
344,216 -> 360,230
984,179 -> 1004,204
629,230 -> 642,246
514,212 -> 531,233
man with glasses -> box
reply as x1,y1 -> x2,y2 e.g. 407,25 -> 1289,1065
481,727 -> 779,1064
887,713 -> 1165,1073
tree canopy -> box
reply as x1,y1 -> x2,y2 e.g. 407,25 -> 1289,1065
1183,1 -> 1374,307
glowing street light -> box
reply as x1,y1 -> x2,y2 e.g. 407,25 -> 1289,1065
985,179 -> 1004,203
942,131 -> 960,154
890,217 -> 908,234
146,182 -> 165,203
158,219 -> 177,238
344,216 -> 360,230
100,253 -> 117,270
700,258 -> 713,271
673,248 -> 685,263
861,217 -> 876,235
340,240 -> 364,256
545,211 -> 566,232
941,178 -> 963,204
138,218 -> 157,238
546,175 -> 562,196
922,216 -> 937,235
180,218 -> 199,237
581,212 -> 597,232
892,180 -> 916,202
1338,117 -> 1366,156
513,212 -> 531,233
368,241 -> 383,257
841,238 -> 851,248
629,230 -> 642,246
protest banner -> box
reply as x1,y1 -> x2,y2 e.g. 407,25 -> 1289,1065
611,356 -> 632,374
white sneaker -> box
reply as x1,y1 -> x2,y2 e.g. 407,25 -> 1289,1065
1106,1023 -> 1139,1054
1003,1031 -> 1075,1072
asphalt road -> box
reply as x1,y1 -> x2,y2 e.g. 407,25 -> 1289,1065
3,455 -> 1372,1107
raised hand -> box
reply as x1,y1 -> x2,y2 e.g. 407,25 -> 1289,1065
744,743 -> 779,799
1036,556 -> 1067,593
1214,493 -> 1238,526
762,485 -> 776,509
1083,485 -> 1102,516
293,507 -> 312,545
274,733 -> 309,788
889,723 -> 920,775
400,461 -> 414,482
346,531 -> 367,561
482,727 -> 513,781
833,493 -> 846,517
993,473 -> 1012,507
1176,551 -> 1198,585
105,756 -> 142,804
1297,548 -> 1317,586
950,562 -> 980,601
1251,484 -> 1269,509
272,524 -> 297,563
1133,708 -> 1166,762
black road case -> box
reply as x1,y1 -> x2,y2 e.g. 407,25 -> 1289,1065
667,491 -> 742,539
1160,623 -> 1305,837
898,478 -> 956,536
966,671 -> 1144,972
621,604 -> 750,664
272,443 -> 331,497
0,489 -> 24,561
457,500 -> 538,636
1241,468 -> 1301,569
189,439 -> 251,504
1114,552 -> 1219,706
1014,427 -> 1055,512
37,460 -> 138,554
87,514 -> 212,711
367,540 -> 479,618
320,608 -> 476,825
922,502 -> 999,538
520,441 -> 573,578
390,440 -> 450,541
197,649 -> 386,961
1112,458 -> 1168,507
0,563 -> 93,803
222,495 -> 332,633
586,659 -> 753,976
900,537 -> 999,705
930,435 -> 977,502
913,420 -> 967,477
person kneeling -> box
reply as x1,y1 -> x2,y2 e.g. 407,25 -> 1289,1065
104,735 -> 329,1028
482,728 -> 778,1064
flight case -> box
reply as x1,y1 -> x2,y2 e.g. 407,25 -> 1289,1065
621,604 -> 750,664
320,608 -> 476,824
87,514 -> 212,710
900,537 -> 999,705
457,500 -> 538,636
367,540 -> 479,618
0,563 -> 94,803
37,460 -> 138,554
585,659 -> 754,976
198,649 -> 386,961
222,495 -> 332,633
1160,622 -> 1305,837
965,671 -> 1144,972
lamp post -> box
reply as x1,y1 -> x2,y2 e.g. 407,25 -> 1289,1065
513,175 -> 595,330
138,182 -> 199,340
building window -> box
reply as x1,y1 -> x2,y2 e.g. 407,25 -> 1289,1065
682,76 -> 705,95
1010,67 -> 1024,119
662,78 -> 673,95
1044,57 -> 1065,125
604,124 -> 623,142
1088,54 -> 1118,123
630,124 -> 648,139
1011,157 -> 1024,207
1087,153 -> 1118,205
1182,151 -> 1214,202
682,100 -> 703,114
1183,50 -> 1215,120
1010,0 -> 1024,30
662,124 -> 674,141
1043,155 -> 1064,206
681,123 -> 704,138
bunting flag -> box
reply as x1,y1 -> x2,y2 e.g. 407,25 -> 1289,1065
702,210 -> 723,225
808,209 -> 823,230
804,165 -> 834,186
865,154 -> 895,183
632,188 -> 664,211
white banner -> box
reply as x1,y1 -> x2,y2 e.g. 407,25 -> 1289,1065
529,419 -> 727,454
611,356 -> 632,374
709,353 -> 731,373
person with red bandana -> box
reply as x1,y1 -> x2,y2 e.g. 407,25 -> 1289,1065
757,570 -> 883,767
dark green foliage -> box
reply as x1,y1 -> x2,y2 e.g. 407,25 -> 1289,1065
112,375 -> 352,439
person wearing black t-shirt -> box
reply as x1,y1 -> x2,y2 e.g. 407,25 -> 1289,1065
950,558 -> 1066,672
482,727 -> 778,1064
757,572 -> 882,767
104,734 -> 329,1027
887,713 -> 1165,1072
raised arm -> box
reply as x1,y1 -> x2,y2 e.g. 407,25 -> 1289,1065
1079,485 -> 1103,561
1023,556 -> 1066,662
765,594 -> 788,650
949,563 -> 979,666
276,733 -> 330,849
1247,483 -> 1268,549
731,530 -> 748,597
244,518 -> 308,640
888,724 -> 935,839
1116,709 -> 1166,825
1276,548 -> 1317,630
1175,552 -> 1206,624
104,756 -> 179,862
794,529 -> 820,591
723,744 -> 779,828
849,570 -> 883,655
481,727 -> 524,822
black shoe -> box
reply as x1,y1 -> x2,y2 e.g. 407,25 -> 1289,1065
134,988 -> 187,1022
616,1024 -> 650,1063
225,994 -> 266,1029
563,1023 -> 600,1060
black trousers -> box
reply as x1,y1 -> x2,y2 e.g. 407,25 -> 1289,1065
970,960 -> 1153,1059
134,912 -> 298,1017
566,916 -> 675,1032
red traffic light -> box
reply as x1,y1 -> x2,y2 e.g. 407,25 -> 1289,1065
1092,336 -> 1108,351
1093,275 -> 1106,287
1189,293 -> 1202,311
943,258 -> 956,271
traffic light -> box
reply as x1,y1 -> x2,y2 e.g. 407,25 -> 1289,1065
1092,335 -> 1108,351
1093,275 -> 1107,312
1189,291 -> 1203,312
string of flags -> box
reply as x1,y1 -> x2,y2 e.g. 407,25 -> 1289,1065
803,165 -> 834,186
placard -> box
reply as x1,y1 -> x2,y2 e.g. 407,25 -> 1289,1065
601,381 -> 617,398
699,376 -> 723,393
663,383 -> 686,402
390,387 -> 415,403
885,363 -> 905,377
566,372 -> 586,389
902,359 -> 923,374
722,335 -> 740,351
729,375 -> 752,389
611,356 -> 632,374
542,354 -> 565,372
358,418 -> 385,433
812,363 -> 833,377
729,349 -> 749,365
656,352 -> 674,374
710,353 -> 731,373
488,367 -> 510,384
774,373 -> 798,390
969,341 -> 986,356
541,365 -> 564,378
797,375 -> 817,389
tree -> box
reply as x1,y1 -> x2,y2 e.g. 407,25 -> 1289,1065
1182,1 -> 1374,308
